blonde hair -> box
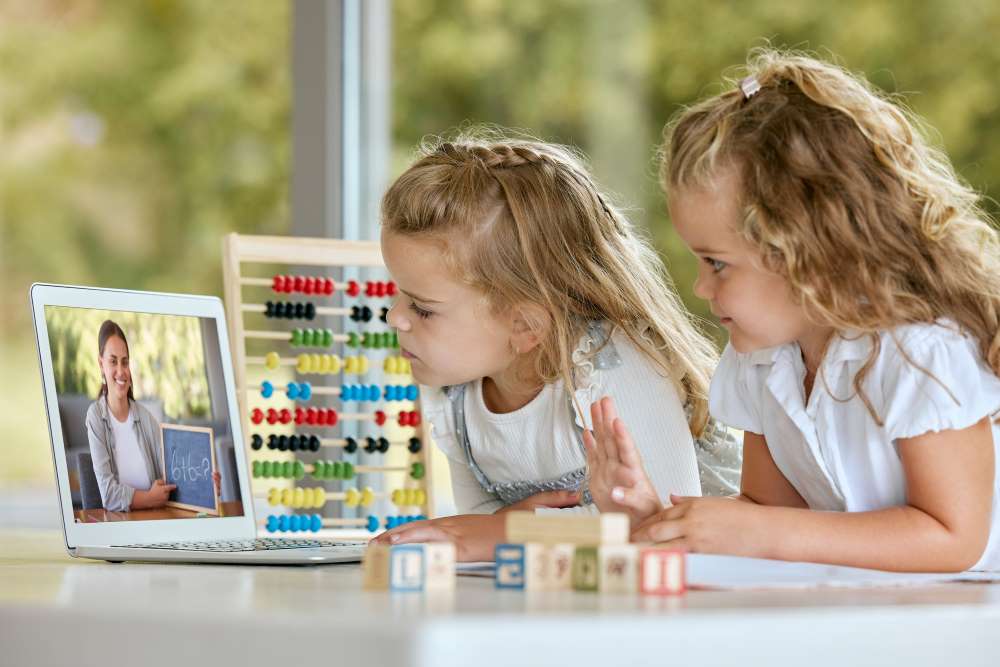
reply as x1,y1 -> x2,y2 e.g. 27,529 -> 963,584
382,130 -> 719,435
661,47 -> 1000,423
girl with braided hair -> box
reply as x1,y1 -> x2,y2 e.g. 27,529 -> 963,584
371,132 -> 741,560
588,49 -> 1000,572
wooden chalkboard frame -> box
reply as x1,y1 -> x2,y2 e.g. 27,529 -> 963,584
160,423 -> 220,515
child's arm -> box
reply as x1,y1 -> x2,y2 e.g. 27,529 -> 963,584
633,417 -> 995,572
739,431 -> 808,508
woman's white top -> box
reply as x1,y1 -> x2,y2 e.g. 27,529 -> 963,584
423,327 -> 742,514
109,408 -> 152,493
710,320 -> 1000,571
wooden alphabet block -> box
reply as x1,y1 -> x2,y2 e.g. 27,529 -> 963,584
361,543 -> 391,590
522,543 -> 549,591
495,543 -> 526,590
638,547 -> 686,595
571,546 -> 599,591
389,544 -> 425,592
505,512 -> 629,546
423,542 -> 456,592
547,543 -> 575,591
598,544 -> 638,594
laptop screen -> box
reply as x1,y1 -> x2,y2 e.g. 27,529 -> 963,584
43,305 -> 245,524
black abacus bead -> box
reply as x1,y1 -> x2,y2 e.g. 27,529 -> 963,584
267,434 -> 278,450
377,437 -> 390,453
288,435 -> 300,452
350,305 -> 361,322
361,306 -> 372,322
344,436 -> 357,454
265,301 -> 275,318
304,303 -> 316,320
380,307 -> 389,323
251,434 -> 263,451
407,437 -> 422,454
363,436 -> 377,454
309,435 -> 320,452
277,435 -> 289,451
294,302 -> 305,319
284,301 -> 296,319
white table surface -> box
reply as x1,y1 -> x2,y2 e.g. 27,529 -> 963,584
3,530 -> 1000,667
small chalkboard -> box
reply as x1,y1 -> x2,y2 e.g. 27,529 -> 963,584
161,424 -> 219,515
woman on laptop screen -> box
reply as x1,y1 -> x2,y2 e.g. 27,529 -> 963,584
85,319 -> 219,511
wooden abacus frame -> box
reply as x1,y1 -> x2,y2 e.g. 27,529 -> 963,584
221,233 -> 434,536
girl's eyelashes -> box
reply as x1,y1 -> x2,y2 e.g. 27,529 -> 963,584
703,256 -> 727,273
408,301 -> 434,320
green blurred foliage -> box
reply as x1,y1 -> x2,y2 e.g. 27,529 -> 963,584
393,0 -> 1000,344
45,307 -> 210,418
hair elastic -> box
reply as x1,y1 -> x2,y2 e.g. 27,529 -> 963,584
740,75 -> 761,100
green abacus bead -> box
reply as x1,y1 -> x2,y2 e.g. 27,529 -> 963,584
344,461 -> 355,480
391,332 -> 399,349
331,461 -> 343,480
252,460 -> 261,478
372,333 -> 383,349
410,462 -> 425,480
293,460 -> 305,480
382,332 -> 392,348
322,329 -> 333,347
361,332 -> 371,349
261,461 -> 273,478
291,329 -> 303,346
312,461 -> 325,480
280,461 -> 291,478
347,332 -> 359,348
307,328 -> 318,346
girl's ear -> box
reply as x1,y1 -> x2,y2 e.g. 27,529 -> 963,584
508,302 -> 550,355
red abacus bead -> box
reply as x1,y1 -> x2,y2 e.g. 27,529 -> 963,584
271,275 -> 283,292
303,277 -> 315,294
346,280 -> 360,297
386,281 -> 397,296
323,278 -> 334,295
410,411 -> 421,426
251,408 -> 264,425
282,275 -> 294,293
374,410 -> 387,426
326,409 -> 338,426
374,281 -> 387,297
293,275 -> 304,293
294,408 -> 305,425
279,408 -> 292,424
306,407 -> 318,425
266,408 -> 278,425
397,411 -> 409,427
316,408 -> 327,425
365,281 -> 375,297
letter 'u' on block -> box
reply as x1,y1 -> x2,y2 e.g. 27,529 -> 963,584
638,547 -> 686,595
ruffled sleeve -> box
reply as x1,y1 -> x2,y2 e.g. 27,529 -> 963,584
708,343 -> 764,434
881,324 -> 1000,441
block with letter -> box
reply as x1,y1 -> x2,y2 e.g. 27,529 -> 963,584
389,544 -> 425,592
505,512 -> 629,546
362,543 -> 391,590
598,544 -> 638,594
638,547 -> 686,595
571,546 -> 600,591
423,542 -> 456,592
495,543 -> 527,590
547,543 -> 575,591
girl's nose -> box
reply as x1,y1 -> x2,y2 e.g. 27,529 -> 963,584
693,271 -> 713,301
385,301 -> 410,332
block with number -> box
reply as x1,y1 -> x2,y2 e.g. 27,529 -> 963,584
505,512 -> 629,546
571,546 -> 600,591
638,547 -> 685,595
389,544 -> 426,592
362,543 -> 391,590
495,543 -> 527,590
423,542 -> 456,592
598,544 -> 638,593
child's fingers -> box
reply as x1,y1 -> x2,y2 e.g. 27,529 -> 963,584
611,418 -> 642,469
582,428 -> 605,465
598,397 -> 620,462
668,494 -> 697,505
609,485 -> 654,514
384,521 -> 442,545
591,398 -> 610,447
631,518 -> 685,544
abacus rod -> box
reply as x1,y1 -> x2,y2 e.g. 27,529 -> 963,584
245,329 -> 350,342
242,303 -> 350,316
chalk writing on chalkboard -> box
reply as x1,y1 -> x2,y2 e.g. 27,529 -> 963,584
161,424 -> 219,515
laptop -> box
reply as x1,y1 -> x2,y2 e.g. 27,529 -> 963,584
30,283 -> 367,564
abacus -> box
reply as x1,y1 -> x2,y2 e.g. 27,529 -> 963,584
222,233 -> 434,538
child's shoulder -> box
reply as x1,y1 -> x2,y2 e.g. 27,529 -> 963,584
847,319 -> 978,371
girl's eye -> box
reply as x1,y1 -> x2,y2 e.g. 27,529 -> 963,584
409,302 -> 434,320
703,257 -> 727,273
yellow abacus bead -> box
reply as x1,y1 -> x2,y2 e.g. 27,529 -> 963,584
296,354 -> 310,374
360,486 -> 375,508
292,487 -> 305,508
344,488 -> 360,508
402,358 -> 411,374
268,488 -> 281,506
391,489 -> 403,506
329,354 -> 342,374
280,488 -> 293,507
313,487 -> 326,509
319,354 -> 332,374
415,489 -> 426,506
302,487 -> 315,508
265,351 -> 281,371
359,356 -> 370,374
310,354 -> 322,373
384,357 -> 398,374
344,356 -> 358,374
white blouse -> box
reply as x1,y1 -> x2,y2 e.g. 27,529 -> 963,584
710,320 -> 1000,571
423,327 -> 742,515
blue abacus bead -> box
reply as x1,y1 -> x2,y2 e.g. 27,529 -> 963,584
366,515 -> 380,532
279,515 -> 290,532
266,515 -> 279,533
416,515 -> 427,521
386,516 -> 399,530
368,384 -> 380,401
286,382 -> 299,400
310,514 -> 322,532
340,385 -> 349,401
261,381 -> 274,399
300,382 -> 312,401
290,514 -> 301,532
406,385 -> 419,400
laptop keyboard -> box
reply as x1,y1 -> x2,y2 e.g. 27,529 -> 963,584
119,538 -> 366,552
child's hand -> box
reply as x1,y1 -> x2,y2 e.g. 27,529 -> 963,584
582,396 -> 663,526
631,494 -> 768,557
497,489 -> 581,513
369,514 -> 505,562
